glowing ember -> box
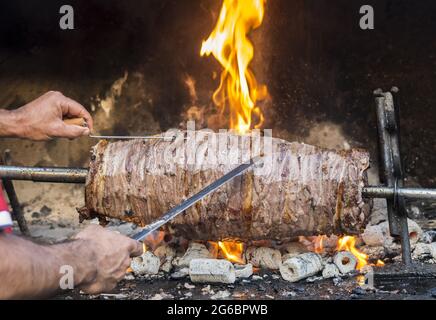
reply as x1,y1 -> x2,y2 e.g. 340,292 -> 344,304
376,259 -> 385,267
143,231 -> 165,251
300,234 -> 384,271
200,0 -> 269,134
313,235 -> 326,254
209,240 -> 245,264
336,236 -> 369,270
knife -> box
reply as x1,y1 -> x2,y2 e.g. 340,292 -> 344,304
131,156 -> 261,241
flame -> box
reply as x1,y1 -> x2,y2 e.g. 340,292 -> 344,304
201,0 -> 269,134
376,259 -> 385,267
336,236 -> 369,270
209,241 -> 245,264
143,231 -> 165,251
313,235 -> 326,254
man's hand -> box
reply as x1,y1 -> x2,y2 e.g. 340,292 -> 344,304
0,225 -> 142,299
73,225 -> 143,294
1,91 -> 93,140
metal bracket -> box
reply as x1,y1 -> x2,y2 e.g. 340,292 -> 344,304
0,150 -> 30,236
374,88 -> 412,266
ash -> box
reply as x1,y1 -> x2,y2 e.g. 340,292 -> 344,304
56,265 -> 436,301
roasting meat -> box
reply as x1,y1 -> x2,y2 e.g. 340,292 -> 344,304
80,131 -> 371,241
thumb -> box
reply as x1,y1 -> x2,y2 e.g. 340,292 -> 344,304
60,124 -> 90,139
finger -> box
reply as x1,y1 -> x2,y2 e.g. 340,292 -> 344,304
128,240 -> 144,257
80,283 -> 104,295
122,256 -> 132,271
58,123 -> 90,139
59,96 -> 94,131
81,282 -> 116,295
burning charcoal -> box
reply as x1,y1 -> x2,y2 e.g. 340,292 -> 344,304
333,251 -> 357,274
431,243 -> 436,259
189,259 -> 236,284
99,293 -> 128,300
150,292 -> 174,300
170,267 -> 189,279
369,198 -> 388,225
184,282 -> 195,289
360,245 -> 386,260
403,219 -> 423,245
211,290 -> 231,300
130,251 -> 160,275
362,219 -> 422,248
234,263 -> 253,279
173,242 -> 212,268
201,285 -> 214,295
306,276 -> 323,283
245,247 -> 282,270
124,274 -> 135,281
421,231 -> 436,244
362,223 -> 390,247
322,263 -> 341,279
352,287 -> 368,296
154,244 -> 176,273
412,243 -> 435,261
322,256 -> 333,264
413,243 -> 432,259
279,253 -> 323,283
283,242 -> 308,257
281,291 -> 297,297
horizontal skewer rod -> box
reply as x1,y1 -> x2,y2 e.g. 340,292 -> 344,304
0,165 -> 88,183
362,186 -> 436,200
1,165 -> 436,200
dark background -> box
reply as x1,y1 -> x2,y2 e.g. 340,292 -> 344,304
0,0 -> 435,186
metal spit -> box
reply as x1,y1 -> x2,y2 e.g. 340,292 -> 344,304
0,88 -> 435,265
1,165 -> 436,200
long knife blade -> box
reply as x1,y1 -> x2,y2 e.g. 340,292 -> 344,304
131,157 -> 260,241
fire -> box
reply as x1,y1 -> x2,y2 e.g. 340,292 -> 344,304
201,0 -> 269,134
209,241 -> 245,264
336,236 -> 369,270
143,231 -> 165,251
376,259 -> 385,267
313,235 -> 326,254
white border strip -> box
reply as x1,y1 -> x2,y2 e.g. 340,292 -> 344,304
0,211 -> 13,228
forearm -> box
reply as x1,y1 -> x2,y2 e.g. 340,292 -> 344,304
0,109 -> 22,138
0,234 -> 96,299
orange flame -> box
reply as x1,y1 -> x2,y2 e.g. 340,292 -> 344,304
201,0 -> 269,134
209,241 -> 245,264
336,236 -> 369,270
143,231 -> 165,251
376,259 -> 385,267
314,235 -> 326,254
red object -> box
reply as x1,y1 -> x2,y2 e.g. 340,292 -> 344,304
0,183 -> 9,211
0,183 -> 12,233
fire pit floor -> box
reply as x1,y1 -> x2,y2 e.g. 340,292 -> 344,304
54,264 -> 436,301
